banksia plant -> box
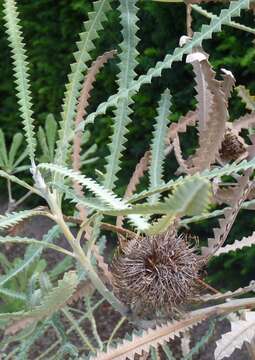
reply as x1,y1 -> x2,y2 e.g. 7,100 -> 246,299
112,229 -> 204,316
1,0 -> 255,359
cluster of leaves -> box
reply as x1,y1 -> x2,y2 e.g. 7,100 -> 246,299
0,0 -> 255,359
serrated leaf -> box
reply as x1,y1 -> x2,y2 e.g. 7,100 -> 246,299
191,4 -> 255,35
236,85 -> 255,111
39,163 -> 150,231
0,169 -> 39,195
55,0 -> 112,168
0,235 -> 73,257
215,312 -> 255,360
3,0 -> 36,161
0,210 -> 43,230
104,0 -> 139,190
40,163 -> 129,210
149,89 -> 171,203
129,157 -> 255,204
0,272 -> 78,322
214,231 -> 255,256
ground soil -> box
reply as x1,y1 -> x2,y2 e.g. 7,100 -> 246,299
0,199 -> 252,359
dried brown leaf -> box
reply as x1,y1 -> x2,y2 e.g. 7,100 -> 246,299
202,169 -> 253,256
187,51 -> 213,133
116,151 -> 150,231
172,135 -> 191,174
5,317 -> 35,336
189,56 -> 228,173
220,68 -> 236,101
93,296 -> 255,360
215,311 -> 255,360
167,110 -> 197,144
236,85 -> 255,112
232,112 -> 255,133
214,231 -> 255,257
72,50 -> 117,221
67,280 -> 94,305
199,281 -> 255,302
92,243 -> 113,285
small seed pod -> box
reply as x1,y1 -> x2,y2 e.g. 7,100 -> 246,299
111,230 -> 203,315
219,129 -> 247,162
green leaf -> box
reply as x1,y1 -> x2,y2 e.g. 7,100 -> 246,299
103,0 -> 139,190
0,235 -> 73,257
12,149 -> 29,169
81,0 -> 250,126
40,163 -> 129,210
0,129 -> 8,167
45,114 -> 58,161
0,210 -> 44,230
162,343 -> 176,360
0,287 -> 26,301
3,0 -> 36,161
55,0 -> 112,168
129,157 -> 255,204
80,144 -> 97,161
0,271 -> 78,321
149,89 -> 171,203
0,225 -> 61,286
0,169 -> 40,195
192,4 -> 255,36
236,85 -> 255,111
8,133 -> 24,168
40,163 -> 150,231
38,126 -> 50,162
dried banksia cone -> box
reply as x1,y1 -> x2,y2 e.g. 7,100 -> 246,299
219,129 -> 247,161
111,230 -> 203,315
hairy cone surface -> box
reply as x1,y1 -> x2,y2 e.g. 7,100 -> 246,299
219,129 -> 246,161
111,230 -> 203,313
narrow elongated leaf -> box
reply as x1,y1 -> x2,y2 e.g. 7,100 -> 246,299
0,225 -> 61,286
129,158 -> 255,204
55,0 -> 112,167
117,151 -> 150,228
0,271 -> 78,321
8,133 -> 24,167
0,170 -> 40,195
0,130 -> 8,167
40,163 -> 129,210
214,231 -> 255,256
3,0 -> 36,161
45,114 -> 57,161
0,236 -> 73,257
189,53 -> 228,172
192,4 -> 255,35
202,170 -> 252,256
215,312 -> 255,360
0,210 -> 45,230
149,89 -> 171,203
104,0 -> 139,190
236,85 -> 255,111
38,126 -> 50,161
188,52 -> 213,133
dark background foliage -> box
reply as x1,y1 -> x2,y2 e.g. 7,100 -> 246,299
0,0 -> 254,290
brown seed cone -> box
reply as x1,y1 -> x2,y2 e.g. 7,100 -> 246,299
219,129 -> 247,161
111,230 -> 203,315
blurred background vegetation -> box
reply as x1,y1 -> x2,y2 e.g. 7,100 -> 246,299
0,0 -> 254,291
